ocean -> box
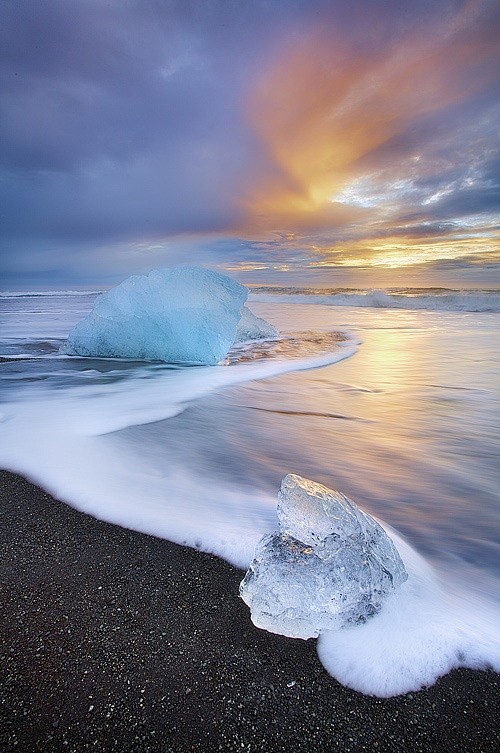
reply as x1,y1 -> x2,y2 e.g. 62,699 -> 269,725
1,286 -> 499,697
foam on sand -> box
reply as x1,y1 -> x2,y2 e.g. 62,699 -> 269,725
317,531 -> 500,696
239,475 -> 499,696
1,290 -> 499,698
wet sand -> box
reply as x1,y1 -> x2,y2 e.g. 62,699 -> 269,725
1,470 -> 498,752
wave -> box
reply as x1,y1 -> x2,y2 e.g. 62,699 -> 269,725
318,529 -> 500,697
3,287 -> 500,312
1,297 -> 499,696
0,290 -> 101,298
2,350 -> 499,696
251,289 -> 500,312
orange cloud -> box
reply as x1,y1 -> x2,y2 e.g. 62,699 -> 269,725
243,1 -> 497,234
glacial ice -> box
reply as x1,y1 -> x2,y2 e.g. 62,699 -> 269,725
240,474 -> 408,639
62,267 -> 276,365
234,306 -> 279,342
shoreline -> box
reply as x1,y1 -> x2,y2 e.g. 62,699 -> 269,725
1,470 -> 498,752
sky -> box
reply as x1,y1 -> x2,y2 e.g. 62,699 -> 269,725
1,0 -> 499,290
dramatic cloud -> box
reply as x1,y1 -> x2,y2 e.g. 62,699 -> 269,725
0,0 -> 498,287
244,1 -> 498,227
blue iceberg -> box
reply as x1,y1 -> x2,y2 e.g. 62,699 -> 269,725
62,267 -> 276,365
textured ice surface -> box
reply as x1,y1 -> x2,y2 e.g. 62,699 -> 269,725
240,474 -> 407,639
234,306 -> 278,342
62,267 -> 250,365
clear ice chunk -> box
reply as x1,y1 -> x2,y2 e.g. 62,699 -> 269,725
240,474 -> 408,639
62,267 -> 257,365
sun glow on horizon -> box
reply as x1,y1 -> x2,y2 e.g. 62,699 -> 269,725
309,235 -> 500,269
238,3 -> 499,274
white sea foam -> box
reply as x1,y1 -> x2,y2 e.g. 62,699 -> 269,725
1,295 -> 499,697
252,289 -> 500,312
0,407 -> 271,567
2,358 -> 499,698
317,530 -> 500,696
3,339 -> 359,436
2,343 -> 363,565
0,338 -> 359,564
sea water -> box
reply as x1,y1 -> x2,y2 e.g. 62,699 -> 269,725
1,288 -> 499,696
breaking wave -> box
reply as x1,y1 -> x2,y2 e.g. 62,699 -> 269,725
0,290 -> 101,298
251,288 -> 500,312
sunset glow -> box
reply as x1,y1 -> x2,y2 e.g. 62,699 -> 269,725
1,0 -> 498,287
308,236 -> 500,269
240,2 -> 499,275
2,3 -> 500,726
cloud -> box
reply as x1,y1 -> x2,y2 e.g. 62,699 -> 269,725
242,0 -> 499,236
0,0 -> 498,286
1,0 -> 276,248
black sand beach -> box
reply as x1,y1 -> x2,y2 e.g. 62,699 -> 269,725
1,470 -> 499,753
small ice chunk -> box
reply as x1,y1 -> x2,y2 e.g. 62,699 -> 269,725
62,267 -> 249,365
234,306 -> 278,342
240,474 -> 407,639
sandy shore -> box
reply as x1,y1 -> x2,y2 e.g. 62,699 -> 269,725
1,470 -> 498,752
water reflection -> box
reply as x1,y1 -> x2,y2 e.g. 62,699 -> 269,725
160,304 -> 500,590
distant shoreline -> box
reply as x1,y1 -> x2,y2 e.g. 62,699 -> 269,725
1,470 -> 498,752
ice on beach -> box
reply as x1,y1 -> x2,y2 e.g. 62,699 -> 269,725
240,474 -> 407,639
234,306 -> 279,342
62,267 -> 276,365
